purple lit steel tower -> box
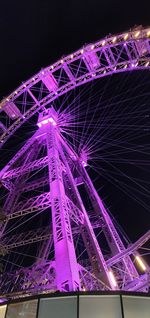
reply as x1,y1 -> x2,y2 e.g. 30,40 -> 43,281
0,26 -> 150,298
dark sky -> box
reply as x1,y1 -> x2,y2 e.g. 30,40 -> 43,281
0,0 -> 150,99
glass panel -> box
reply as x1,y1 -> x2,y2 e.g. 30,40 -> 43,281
0,305 -> 7,318
80,295 -> 122,318
38,296 -> 77,318
122,295 -> 150,318
6,300 -> 38,318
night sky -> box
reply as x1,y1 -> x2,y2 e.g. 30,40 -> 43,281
0,0 -> 150,267
0,0 -> 150,99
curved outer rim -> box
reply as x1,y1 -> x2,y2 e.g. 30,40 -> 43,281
0,26 -> 150,148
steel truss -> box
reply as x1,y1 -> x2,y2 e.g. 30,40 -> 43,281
0,26 -> 150,147
0,26 -> 150,298
0,106 -> 150,297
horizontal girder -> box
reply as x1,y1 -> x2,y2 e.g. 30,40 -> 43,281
2,226 -> 51,250
1,260 -> 148,298
3,192 -> 84,227
0,26 -> 150,147
107,229 -> 150,266
7,192 -> 51,220
0,131 -> 39,178
125,273 -> 149,292
22,176 -> 83,192
0,261 -> 110,298
2,156 -> 48,180
22,176 -> 49,192
2,219 -> 103,250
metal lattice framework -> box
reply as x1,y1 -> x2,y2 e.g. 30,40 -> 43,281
0,25 -> 150,299
0,26 -> 150,146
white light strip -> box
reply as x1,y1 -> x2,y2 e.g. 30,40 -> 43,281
37,117 -> 56,127
135,255 -> 146,271
108,270 -> 118,287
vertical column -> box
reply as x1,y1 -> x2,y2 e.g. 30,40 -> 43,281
46,123 -> 80,291
58,137 -> 113,289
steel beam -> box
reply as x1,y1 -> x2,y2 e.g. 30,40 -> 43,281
107,230 -> 150,266
2,156 -> 48,180
2,226 -> 51,249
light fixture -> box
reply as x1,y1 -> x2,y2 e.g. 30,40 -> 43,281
112,36 -> 117,43
42,119 -> 49,125
108,270 -> 117,287
147,30 -> 150,37
135,255 -> 146,271
38,117 -> 57,128
124,33 -> 129,40
49,117 -> 57,126
82,160 -> 87,167
134,31 -> 140,38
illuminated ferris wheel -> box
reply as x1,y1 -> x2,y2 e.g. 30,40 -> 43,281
0,25 -> 150,298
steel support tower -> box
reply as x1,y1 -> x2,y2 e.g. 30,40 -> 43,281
0,107 -> 149,297
0,26 -> 150,298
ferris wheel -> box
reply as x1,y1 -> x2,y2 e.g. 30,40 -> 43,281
0,25 -> 150,298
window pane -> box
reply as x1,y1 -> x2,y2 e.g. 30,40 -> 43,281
0,305 -> 7,318
80,295 -> 122,318
6,300 -> 38,318
122,296 -> 150,318
38,296 -> 77,318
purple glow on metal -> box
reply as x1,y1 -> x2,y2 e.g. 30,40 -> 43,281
0,105 -> 149,295
0,28 -> 150,296
80,148 -> 88,167
1,26 -> 150,148
0,298 -> 7,304
82,160 -> 87,167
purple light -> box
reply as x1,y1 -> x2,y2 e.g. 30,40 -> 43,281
82,160 -> 87,167
0,298 -> 7,304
